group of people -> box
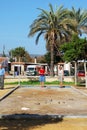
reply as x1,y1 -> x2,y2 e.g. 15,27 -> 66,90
0,64 -> 64,89
39,65 -> 64,88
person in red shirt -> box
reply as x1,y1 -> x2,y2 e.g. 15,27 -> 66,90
39,66 -> 45,87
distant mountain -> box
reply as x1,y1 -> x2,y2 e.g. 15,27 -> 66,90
30,54 -> 44,58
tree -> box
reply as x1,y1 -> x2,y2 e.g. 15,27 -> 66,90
28,4 -> 73,76
69,7 -> 87,35
60,34 -> 87,85
44,51 -> 62,67
36,55 -> 46,63
9,47 -> 32,62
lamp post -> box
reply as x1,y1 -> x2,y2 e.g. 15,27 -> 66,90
18,57 -> 21,86
84,60 -> 87,88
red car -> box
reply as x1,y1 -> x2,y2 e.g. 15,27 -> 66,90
77,70 -> 85,77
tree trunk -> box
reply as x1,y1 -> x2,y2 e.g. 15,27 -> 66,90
50,44 -> 54,76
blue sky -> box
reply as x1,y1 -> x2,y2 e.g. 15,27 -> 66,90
0,0 -> 87,55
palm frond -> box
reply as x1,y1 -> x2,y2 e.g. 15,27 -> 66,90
35,31 -> 44,44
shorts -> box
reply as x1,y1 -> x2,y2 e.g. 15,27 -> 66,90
39,75 -> 45,82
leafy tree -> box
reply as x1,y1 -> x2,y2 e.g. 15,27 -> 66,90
28,4 -> 73,76
23,51 -> 33,62
44,51 -> 62,66
60,34 -> 87,61
36,55 -> 46,63
44,52 -> 51,66
9,47 -> 32,62
60,34 -> 87,85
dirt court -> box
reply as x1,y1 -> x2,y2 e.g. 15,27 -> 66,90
0,86 -> 87,129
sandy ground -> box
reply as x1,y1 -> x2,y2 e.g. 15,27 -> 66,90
0,86 -> 87,115
0,86 -> 87,129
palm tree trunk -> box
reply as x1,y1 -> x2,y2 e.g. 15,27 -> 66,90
50,44 -> 54,76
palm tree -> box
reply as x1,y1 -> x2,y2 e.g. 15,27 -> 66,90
69,7 -> 87,35
28,4 -> 73,76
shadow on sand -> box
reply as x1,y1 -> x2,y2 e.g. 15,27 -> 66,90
0,113 -> 64,130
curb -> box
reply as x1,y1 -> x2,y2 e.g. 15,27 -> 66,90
71,86 -> 87,96
0,85 -> 20,101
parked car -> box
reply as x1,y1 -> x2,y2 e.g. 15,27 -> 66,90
77,70 -> 85,77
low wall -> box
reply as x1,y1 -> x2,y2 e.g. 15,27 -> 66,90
5,76 -> 74,83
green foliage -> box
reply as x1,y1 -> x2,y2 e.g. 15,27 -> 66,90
10,47 -> 26,57
44,51 -> 62,65
60,34 -> 87,62
9,47 -> 32,62
69,7 -> 87,35
44,52 -> 51,65
5,80 -> 74,86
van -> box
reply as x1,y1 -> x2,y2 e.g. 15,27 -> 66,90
26,65 -> 41,76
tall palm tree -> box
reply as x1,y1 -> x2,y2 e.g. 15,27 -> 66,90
69,7 -> 87,35
28,4 -> 73,76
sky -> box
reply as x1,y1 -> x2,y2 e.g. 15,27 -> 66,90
0,0 -> 87,56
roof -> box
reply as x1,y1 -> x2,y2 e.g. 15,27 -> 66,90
0,57 -> 8,63
11,62 -> 25,65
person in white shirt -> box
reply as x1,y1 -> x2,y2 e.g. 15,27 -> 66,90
58,65 -> 64,87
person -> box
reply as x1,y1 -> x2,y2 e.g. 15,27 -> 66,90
0,65 -> 5,89
39,66 -> 45,87
58,65 -> 64,88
